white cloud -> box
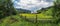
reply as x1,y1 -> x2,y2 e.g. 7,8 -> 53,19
13,0 -> 54,13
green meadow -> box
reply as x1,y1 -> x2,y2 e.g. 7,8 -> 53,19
0,14 -> 59,26
0,7 -> 59,26
0,0 -> 60,26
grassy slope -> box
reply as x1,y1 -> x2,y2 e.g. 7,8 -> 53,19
0,15 -> 36,26
0,8 -> 60,26
20,8 -> 53,19
0,15 -> 54,26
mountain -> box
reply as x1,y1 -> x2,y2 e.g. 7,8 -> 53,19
16,8 -> 31,13
37,6 -> 53,14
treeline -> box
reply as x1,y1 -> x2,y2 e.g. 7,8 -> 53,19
0,0 -> 17,19
37,0 -> 60,24
16,9 -> 31,14
52,0 -> 60,18
37,0 -> 60,18
52,0 -> 60,24
37,6 -> 53,14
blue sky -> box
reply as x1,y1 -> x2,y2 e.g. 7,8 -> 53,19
12,0 -> 54,13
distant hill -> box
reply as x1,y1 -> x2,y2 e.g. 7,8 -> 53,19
37,6 -> 53,14
16,8 -> 31,13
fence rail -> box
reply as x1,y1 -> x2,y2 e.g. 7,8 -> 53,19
20,14 -> 59,26
20,15 -> 54,23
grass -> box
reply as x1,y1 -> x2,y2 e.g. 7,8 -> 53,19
0,15 -> 36,26
20,13 -> 52,19
0,8 -> 59,26
0,14 -> 59,26
19,8 -> 53,21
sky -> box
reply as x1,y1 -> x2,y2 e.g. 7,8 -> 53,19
12,0 -> 54,13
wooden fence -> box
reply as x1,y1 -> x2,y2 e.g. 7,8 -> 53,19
20,15 -> 54,23
20,15 -> 58,26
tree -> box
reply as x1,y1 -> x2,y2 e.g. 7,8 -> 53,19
52,0 -> 60,24
0,0 -> 17,19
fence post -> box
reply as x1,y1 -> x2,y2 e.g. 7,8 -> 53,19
35,14 -> 37,23
25,16 -> 26,20
35,14 -> 38,26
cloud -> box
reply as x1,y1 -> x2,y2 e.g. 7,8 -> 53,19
13,0 -> 54,13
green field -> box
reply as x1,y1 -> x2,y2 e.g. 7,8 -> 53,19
20,14 -> 52,19
20,8 -> 53,19
0,15 -> 59,26
0,6 -> 60,26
